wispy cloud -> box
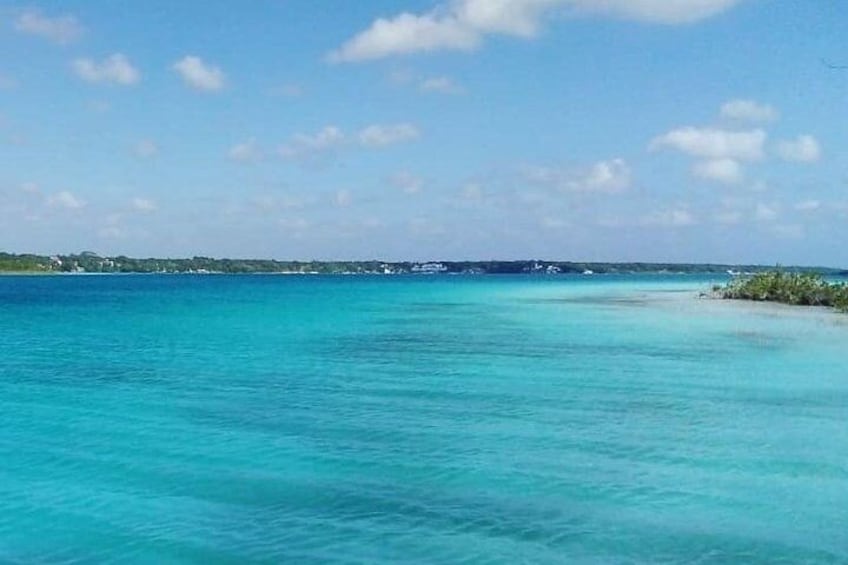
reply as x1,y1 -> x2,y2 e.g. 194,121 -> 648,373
172,56 -> 226,91
329,0 -> 742,62
692,158 -> 743,184
14,9 -> 83,45
131,197 -> 157,213
229,139 -> 263,163
279,126 -> 345,160
73,54 -> 140,86
525,158 -> 631,194
358,123 -> 420,147
133,139 -> 159,159
47,190 -> 85,210
651,127 -> 766,161
720,99 -> 778,123
775,134 -> 821,163
419,76 -> 464,94
389,171 -> 424,194
641,207 -> 697,227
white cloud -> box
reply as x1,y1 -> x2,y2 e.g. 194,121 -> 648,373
641,208 -> 697,227
692,158 -> 743,184
575,0 -> 743,24
651,127 -> 766,161
48,191 -> 85,210
14,9 -> 83,45
420,76 -> 464,94
389,171 -> 424,194
73,54 -> 140,86
329,0 -> 742,62
794,199 -> 821,212
21,182 -> 41,194
229,139 -> 262,162
580,158 -> 631,192
526,158 -> 631,193
134,139 -> 159,158
172,56 -> 226,92
328,12 -> 479,63
776,134 -> 821,163
279,126 -> 346,159
358,123 -> 421,147
131,197 -> 157,213
720,99 -> 777,123
754,202 -> 779,222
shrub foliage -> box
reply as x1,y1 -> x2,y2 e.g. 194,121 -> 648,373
721,271 -> 848,312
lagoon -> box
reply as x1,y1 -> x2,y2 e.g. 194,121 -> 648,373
1,274 -> 846,562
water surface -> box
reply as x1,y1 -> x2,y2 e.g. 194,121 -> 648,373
1,275 -> 846,562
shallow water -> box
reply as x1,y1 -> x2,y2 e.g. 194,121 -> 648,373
1,275 -> 846,563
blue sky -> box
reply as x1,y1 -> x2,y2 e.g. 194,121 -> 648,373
1,1 -> 846,264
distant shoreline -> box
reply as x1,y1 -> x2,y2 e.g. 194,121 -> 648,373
2,252 -> 845,277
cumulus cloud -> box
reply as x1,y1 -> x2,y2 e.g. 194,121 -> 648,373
526,158 -> 631,193
14,9 -> 83,45
48,191 -> 85,209
720,99 -> 778,123
329,0 -> 742,62
328,12 -> 479,63
229,139 -> 263,162
172,56 -> 226,91
358,123 -> 420,147
776,134 -> 821,163
72,54 -> 140,86
131,197 -> 157,213
279,126 -> 346,160
692,158 -> 743,184
651,127 -> 766,161
134,139 -> 159,158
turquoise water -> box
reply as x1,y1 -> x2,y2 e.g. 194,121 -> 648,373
1,274 -> 847,563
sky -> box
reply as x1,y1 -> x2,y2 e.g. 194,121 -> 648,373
1,0 -> 846,264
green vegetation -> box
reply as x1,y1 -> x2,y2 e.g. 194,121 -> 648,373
719,271 -> 848,312
0,253 -> 52,273
1,251 -> 847,278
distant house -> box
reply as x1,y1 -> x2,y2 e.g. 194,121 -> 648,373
411,262 -> 448,274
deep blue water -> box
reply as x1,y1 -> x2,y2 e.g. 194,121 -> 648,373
1,274 -> 847,563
